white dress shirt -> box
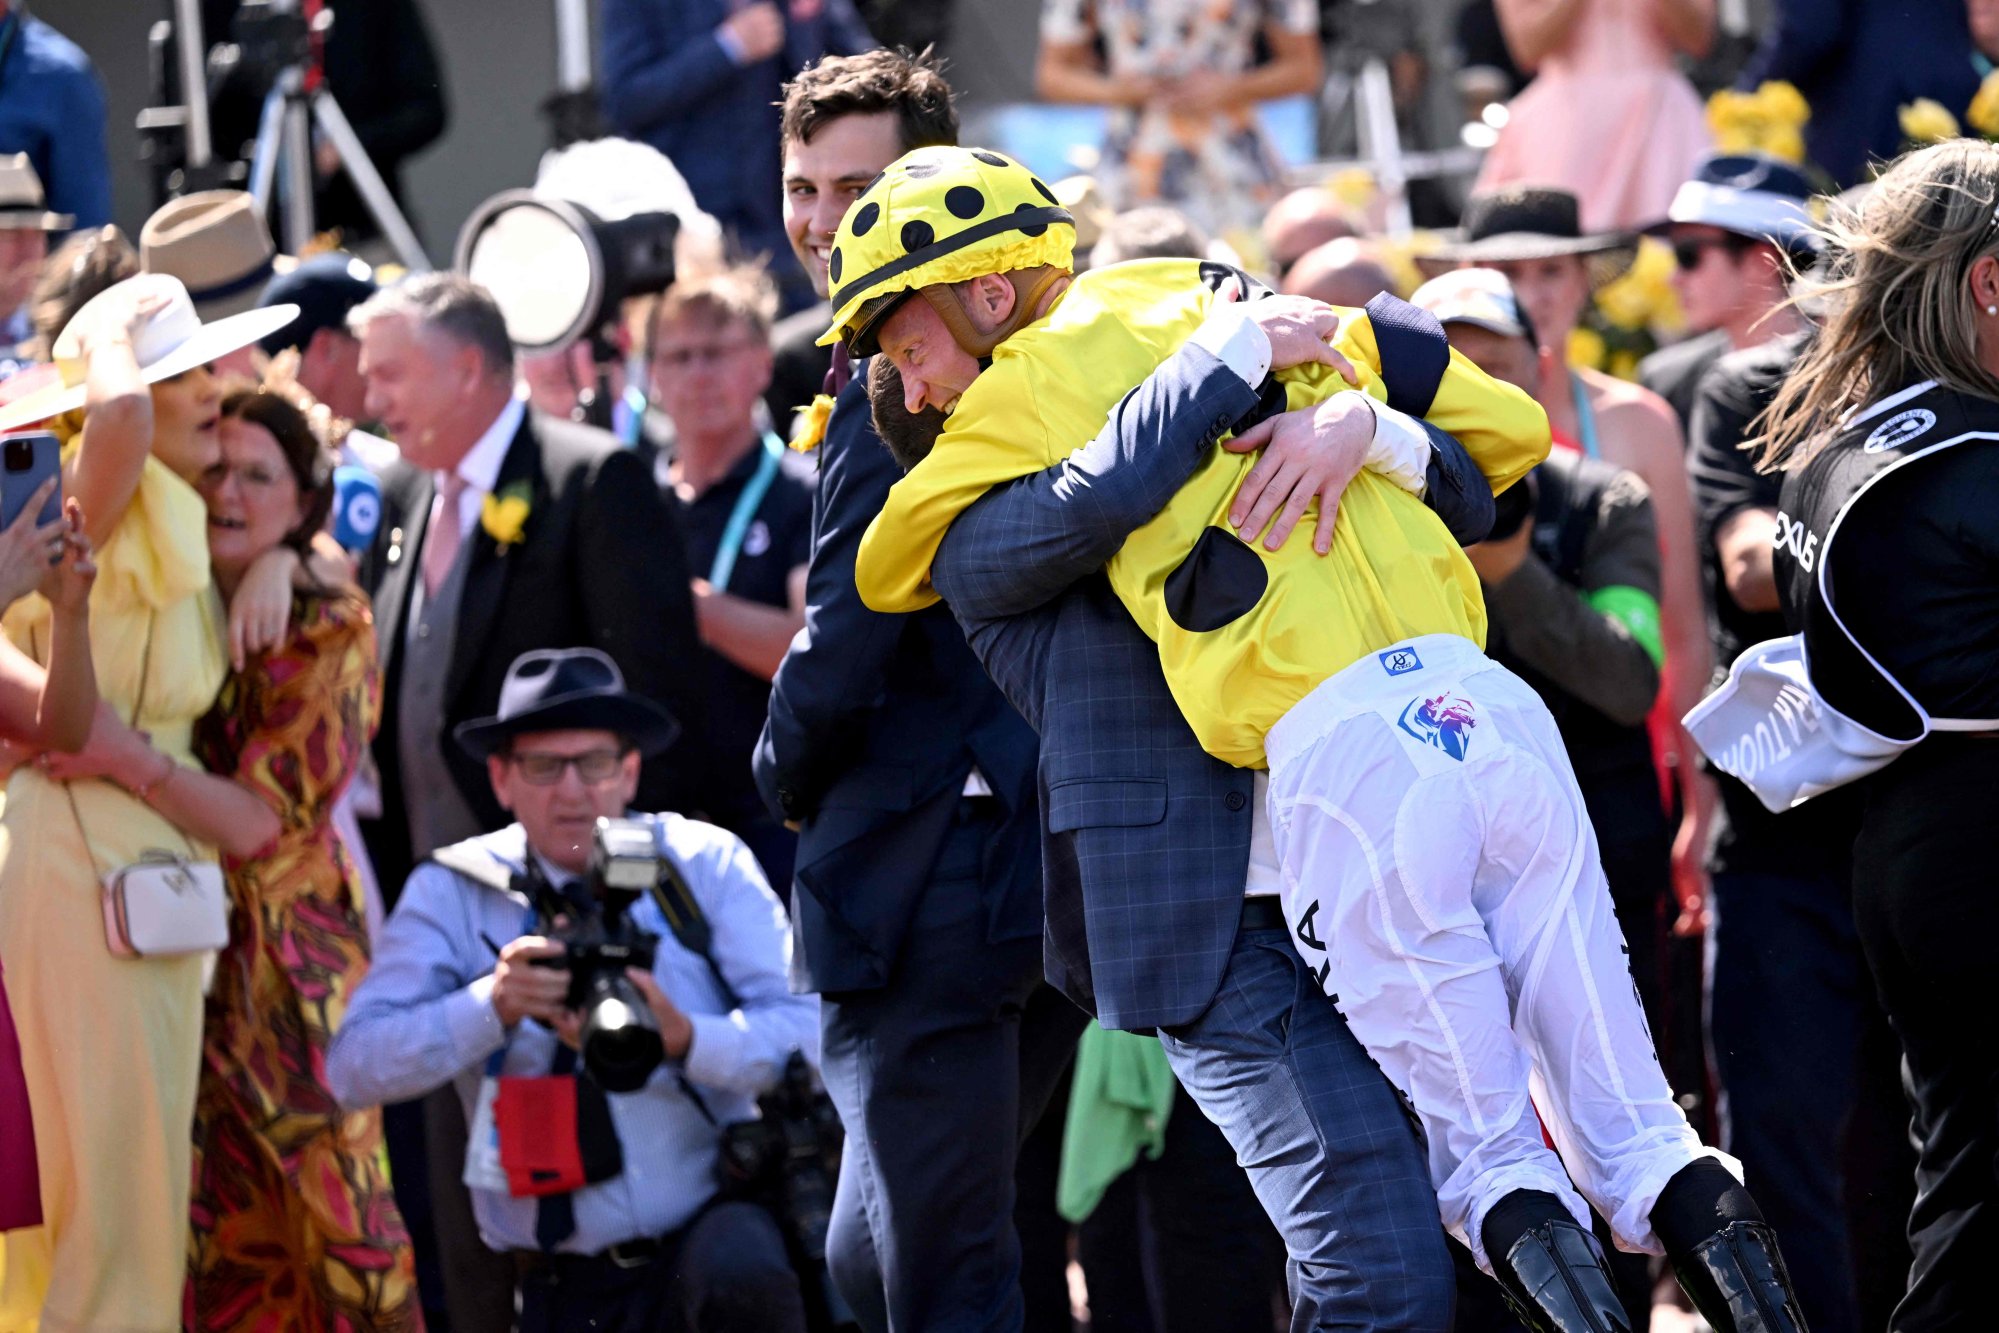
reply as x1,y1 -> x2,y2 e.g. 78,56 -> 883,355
437,394 -> 527,544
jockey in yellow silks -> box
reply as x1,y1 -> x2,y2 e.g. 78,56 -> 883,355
823,145 -> 1550,767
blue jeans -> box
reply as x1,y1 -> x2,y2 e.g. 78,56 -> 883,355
1157,921 -> 1455,1332
1708,868 -> 1874,1333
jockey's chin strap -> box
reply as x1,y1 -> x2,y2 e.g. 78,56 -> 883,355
920,266 -> 1069,361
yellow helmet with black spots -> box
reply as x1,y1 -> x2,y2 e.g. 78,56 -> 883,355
818,146 -> 1075,355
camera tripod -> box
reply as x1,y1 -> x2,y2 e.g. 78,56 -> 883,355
239,0 -> 430,268
155,0 -> 430,269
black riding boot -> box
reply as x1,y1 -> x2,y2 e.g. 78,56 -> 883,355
1669,1220 -> 1810,1332
1485,1193 -> 1633,1333
1650,1159 -> 1810,1332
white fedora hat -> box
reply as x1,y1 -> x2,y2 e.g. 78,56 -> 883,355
0,274 -> 298,432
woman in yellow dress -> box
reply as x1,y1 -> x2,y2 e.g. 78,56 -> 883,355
0,274 -> 298,1333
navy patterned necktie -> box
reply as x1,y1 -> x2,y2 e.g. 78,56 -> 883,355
534,1039 -> 580,1248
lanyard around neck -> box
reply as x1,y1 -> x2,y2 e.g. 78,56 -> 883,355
1568,370 -> 1601,460
706,431 -> 785,593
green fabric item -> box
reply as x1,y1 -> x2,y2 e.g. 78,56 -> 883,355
1587,583 -> 1665,669
1056,1022 -> 1177,1223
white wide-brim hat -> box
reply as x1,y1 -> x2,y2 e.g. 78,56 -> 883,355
0,273 -> 298,432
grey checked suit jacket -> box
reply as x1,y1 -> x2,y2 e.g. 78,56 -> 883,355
930,336 -> 1495,1032
931,342 -> 1261,1032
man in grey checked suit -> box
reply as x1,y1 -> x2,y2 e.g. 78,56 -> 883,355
922,300 -> 1500,1329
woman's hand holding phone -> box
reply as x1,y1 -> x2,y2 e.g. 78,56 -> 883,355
0,478 -> 64,608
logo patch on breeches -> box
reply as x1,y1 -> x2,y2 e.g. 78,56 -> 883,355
1378,646 -> 1423,676
1397,692 -> 1478,761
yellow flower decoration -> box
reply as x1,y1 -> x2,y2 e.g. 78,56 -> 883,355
481,481 -> 532,551
1375,232 -> 1442,299
789,393 -> 837,453
1594,238 -> 1683,334
1705,82 -> 1811,163
1970,71 -> 1999,139
1330,169 -> 1376,212
1900,98 -> 1961,145
1567,326 -> 1608,372
1760,80 -> 1809,127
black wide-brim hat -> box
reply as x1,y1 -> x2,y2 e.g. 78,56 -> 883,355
1417,186 -> 1639,290
454,648 -> 681,760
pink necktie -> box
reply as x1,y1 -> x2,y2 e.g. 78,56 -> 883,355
423,474 -> 469,599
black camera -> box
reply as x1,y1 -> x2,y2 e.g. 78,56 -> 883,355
526,819 -> 669,1093
720,1051 -> 852,1331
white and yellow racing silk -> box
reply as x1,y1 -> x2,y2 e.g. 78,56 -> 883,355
854,259 -> 1550,767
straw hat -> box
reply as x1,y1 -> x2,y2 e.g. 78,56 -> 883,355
0,155 -> 72,231
140,191 -> 281,320
0,274 -> 298,432
1416,187 -> 1638,290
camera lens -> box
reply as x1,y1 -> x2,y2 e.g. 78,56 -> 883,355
581,977 -> 664,1093
3,439 -> 31,472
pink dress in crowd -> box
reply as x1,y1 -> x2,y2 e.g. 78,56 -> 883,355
1475,0 -> 1714,232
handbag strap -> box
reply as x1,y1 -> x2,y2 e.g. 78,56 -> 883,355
53,612 -> 201,872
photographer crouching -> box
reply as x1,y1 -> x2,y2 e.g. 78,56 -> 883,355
328,648 -> 819,1333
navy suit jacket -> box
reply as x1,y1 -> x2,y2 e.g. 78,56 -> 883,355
1742,0 -> 1979,188
930,336 -> 1493,1031
360,412 -> 710,902
754,370 -> 1042,996
598,0 -> 873,290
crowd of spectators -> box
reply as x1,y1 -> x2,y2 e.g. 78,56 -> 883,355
0,2 -> 1994,1332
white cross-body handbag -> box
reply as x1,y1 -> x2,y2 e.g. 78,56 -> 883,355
58,617 -> 230,958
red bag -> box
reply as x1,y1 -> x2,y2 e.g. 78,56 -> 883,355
0,960 -> 42,1230
493,1074 -> 623,1199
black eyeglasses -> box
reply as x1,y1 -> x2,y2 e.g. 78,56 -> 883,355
1671,235 -> 1744,271
507,748 -> 628,786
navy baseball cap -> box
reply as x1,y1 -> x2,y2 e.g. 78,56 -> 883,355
256,252 -> 378,355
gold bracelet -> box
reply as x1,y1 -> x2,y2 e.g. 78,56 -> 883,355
130,755 -> 177,803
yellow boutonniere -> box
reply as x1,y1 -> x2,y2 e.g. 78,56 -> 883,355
1900,97 -> 1962,145
789,393 -> 837,453
1969,71 -> 1999,139
481,481 -> 532,551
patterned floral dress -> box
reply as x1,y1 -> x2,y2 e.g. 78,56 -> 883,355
1039,0 -> 1320,240
185,590 -> 424,1332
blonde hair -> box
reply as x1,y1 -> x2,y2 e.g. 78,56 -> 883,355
1758,140 -> 1999,469
649,265 -> 778,347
